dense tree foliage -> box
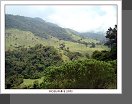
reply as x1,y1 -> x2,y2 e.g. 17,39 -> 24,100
105,25 -> 117,48
6,43 -> 117,89
105,25 -> 117,60
63,51 -> 83,61
39,59 -> 117,89
92,25 -> 117,61
92,50 -> 111,61
90,42 -> 96,48
6,73 -> 23,89
5,44 -> 63,88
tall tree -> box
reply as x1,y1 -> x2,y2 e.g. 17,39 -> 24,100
105,25 -> 117,60
105,25 -> 117,49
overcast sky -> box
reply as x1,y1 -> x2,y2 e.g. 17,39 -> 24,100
6,5 -> 117,33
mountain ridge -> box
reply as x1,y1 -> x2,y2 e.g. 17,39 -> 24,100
6,14 -> 73,41
5,14 -> 105,42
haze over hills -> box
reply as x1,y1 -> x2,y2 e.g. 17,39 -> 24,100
79,32 -> 106,42
5,14 -> 105,42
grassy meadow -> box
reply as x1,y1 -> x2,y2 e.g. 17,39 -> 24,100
6,28 -> 108,56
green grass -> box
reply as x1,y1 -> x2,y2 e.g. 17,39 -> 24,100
19,77 -> 44,88
61,40 -> 109,56
5,28 -> 47,50
6,28 -> 109,58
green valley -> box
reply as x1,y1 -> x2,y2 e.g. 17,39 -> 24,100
5,14 -> 117,89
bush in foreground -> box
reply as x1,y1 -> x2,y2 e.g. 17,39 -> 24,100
40,59 -> 117,89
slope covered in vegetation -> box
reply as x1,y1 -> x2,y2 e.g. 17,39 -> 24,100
5,14 -> 117,89
5,44 -> 116,89
5,44 -> 63,88
6,14 -> 74,41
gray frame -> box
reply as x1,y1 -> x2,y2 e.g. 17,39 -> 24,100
1,0 -> 132,104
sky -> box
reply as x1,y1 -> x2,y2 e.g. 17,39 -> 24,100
6,5 -> 117,33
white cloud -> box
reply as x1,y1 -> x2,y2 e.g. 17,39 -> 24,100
44,5 -> 117,32
6,5 -> 117,33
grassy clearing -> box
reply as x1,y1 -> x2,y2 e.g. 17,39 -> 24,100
19,77 -> 44,88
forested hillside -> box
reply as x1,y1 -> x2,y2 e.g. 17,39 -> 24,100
6,14 -> 74,41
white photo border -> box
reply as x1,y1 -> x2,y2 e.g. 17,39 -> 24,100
0,0 -> 122,94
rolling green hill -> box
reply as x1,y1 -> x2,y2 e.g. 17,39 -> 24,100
5,14 -> 109,64
6,28 -> 108,57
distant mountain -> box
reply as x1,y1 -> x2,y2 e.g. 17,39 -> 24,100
5,14 -> 106,42
65,28 -> 106,42
79,32 -> 106,42
5,14 -> 73,41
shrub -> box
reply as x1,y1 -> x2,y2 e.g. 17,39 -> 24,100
41,59 -> 117,89
92,50 -> 111,61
